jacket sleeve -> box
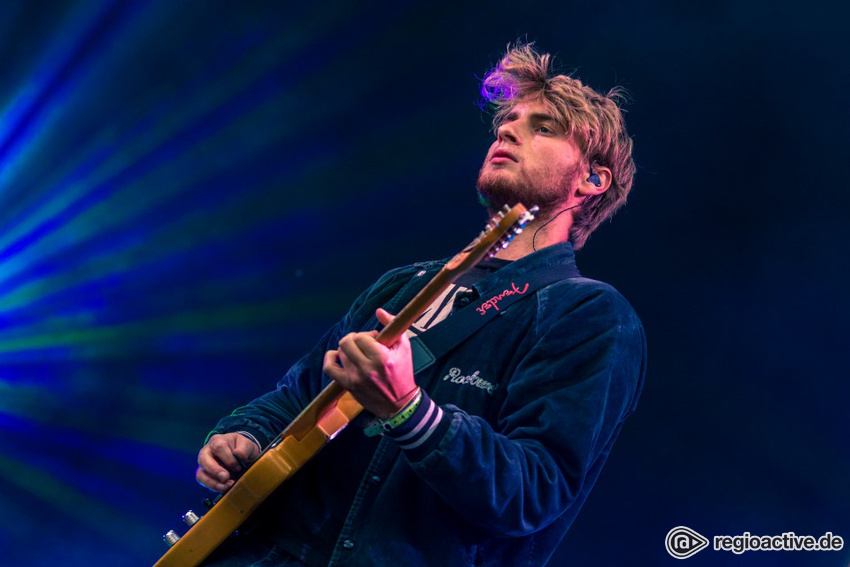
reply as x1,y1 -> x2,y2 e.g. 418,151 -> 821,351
385,282 -> 647,536
207,265 -> 420,449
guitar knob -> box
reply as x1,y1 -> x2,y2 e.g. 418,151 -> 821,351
183,510 -> 201,526
163,530 -> 181,547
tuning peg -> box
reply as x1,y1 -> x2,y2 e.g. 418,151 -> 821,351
183,510 -> 200,527
164,530 -> 181,547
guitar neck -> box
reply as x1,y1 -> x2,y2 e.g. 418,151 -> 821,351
276,267 -> 457,442
377,268 -> 455,345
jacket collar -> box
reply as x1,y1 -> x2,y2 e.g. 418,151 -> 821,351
471,241 -> 578,297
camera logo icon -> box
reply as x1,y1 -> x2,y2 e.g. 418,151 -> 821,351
665,526 -> 709,559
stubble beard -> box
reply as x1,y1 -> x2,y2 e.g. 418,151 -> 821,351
476,160 -> 583,218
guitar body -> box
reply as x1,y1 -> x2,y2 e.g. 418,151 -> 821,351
154,204 -> 536,567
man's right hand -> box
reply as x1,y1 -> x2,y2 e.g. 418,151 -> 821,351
196,433 -> 261,492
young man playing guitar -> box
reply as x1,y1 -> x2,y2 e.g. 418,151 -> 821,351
193,43 -> 646,567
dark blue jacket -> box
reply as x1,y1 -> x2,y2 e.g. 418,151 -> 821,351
210,242 -> 647,566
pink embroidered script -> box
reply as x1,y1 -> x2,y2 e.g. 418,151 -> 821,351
476,282 -> 530,315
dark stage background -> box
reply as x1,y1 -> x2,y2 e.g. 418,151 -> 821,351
1,1 -> 847,566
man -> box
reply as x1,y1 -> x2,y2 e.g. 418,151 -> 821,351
196,43 -> 646,566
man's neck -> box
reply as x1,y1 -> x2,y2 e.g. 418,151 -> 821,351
489,206 -> 573,260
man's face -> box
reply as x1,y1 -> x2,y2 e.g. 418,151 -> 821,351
476,99 -> 585,214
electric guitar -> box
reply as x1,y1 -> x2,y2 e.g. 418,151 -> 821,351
154,203 -> 538,567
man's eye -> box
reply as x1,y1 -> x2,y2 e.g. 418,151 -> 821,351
537,125 -> 552,134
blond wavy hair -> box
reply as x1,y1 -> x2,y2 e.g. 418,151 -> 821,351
480,43 -> 636,249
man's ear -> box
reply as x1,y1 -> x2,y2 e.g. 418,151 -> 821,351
578,165 -> 612,197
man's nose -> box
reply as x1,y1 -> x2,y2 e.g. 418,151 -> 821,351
497,122 -> 519,144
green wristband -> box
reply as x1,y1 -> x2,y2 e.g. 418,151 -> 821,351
363,389 -> 423,437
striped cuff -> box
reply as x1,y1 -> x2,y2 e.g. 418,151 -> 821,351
384,391 -> 449,455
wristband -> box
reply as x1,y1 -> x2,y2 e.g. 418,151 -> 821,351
363,388 -> 423,437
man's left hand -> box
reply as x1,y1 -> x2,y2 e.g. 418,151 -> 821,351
323,308 -> 417,419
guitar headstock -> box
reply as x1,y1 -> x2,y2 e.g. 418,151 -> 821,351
445,203 -> 538,273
